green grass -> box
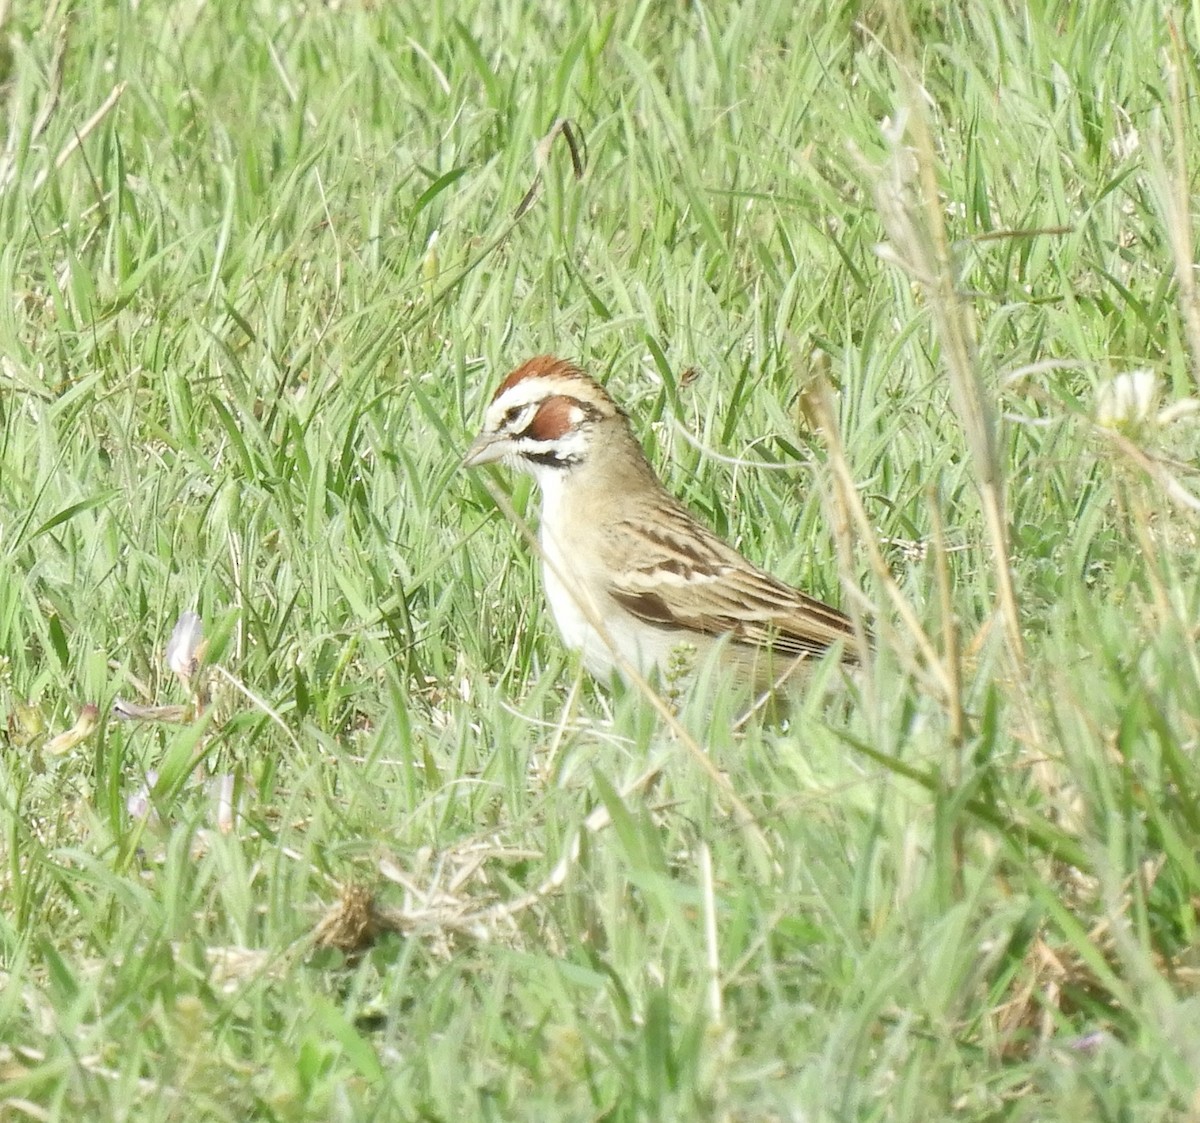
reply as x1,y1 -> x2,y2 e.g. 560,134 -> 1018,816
2,0 -> 1200,1118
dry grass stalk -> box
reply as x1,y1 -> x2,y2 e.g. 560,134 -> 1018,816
1148,16 -> 1200,390
866,3 -> 1024,675
800,351 -> 952,706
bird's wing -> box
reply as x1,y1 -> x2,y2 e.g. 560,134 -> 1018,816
605,506 -> 857,660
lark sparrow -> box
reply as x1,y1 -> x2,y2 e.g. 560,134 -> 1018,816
463,355 -> 860,692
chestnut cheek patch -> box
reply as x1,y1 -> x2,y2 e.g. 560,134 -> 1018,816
527,397 -> 585,442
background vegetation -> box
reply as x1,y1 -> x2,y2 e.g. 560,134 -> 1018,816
1,0 -> 1199,1118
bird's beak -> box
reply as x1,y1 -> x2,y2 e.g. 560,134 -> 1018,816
462,431 -> 509,468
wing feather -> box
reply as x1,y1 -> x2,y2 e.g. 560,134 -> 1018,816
606,505 -> 858,661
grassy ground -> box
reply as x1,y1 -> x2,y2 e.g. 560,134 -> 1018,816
2,0 -> 1199,1118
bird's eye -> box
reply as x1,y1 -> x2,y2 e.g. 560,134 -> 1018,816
502,404 -> 536,432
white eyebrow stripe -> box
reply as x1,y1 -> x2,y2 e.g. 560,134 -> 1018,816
489,376 -> 576,412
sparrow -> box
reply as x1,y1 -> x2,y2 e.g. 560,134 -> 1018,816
464,355 -> 859,692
